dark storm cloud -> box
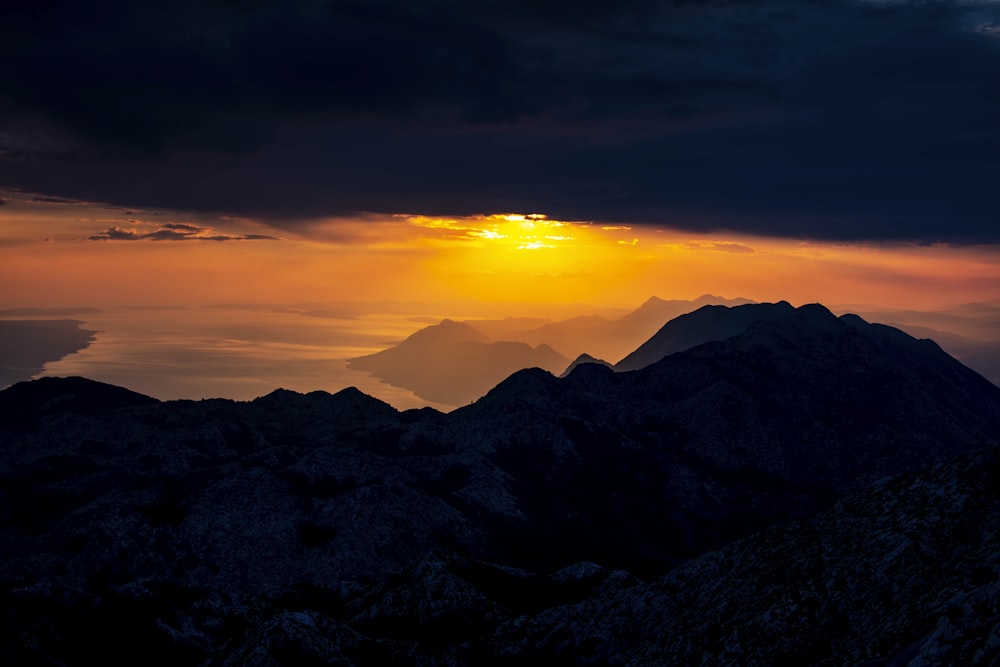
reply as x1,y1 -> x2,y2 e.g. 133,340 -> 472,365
3,0 -> 1000,242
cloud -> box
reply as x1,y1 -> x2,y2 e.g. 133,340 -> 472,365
683,241 -> 755,254
30,195 -> 82,204
88,223 -> 278,242
2,1 -> 1000,243
89,226 -> 141,241
161,222 -> 203,233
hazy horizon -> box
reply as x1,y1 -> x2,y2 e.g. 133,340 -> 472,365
4,292 -> 1000,411
3,1 -> 1000,407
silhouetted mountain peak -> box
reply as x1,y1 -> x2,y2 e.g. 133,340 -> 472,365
253,385 -> 398,420
0,376 -> 157,426
616,300 -> 794,371
637,295 -> 667,309
560,353 -> 614,377
691,292 -> 752,306
477,366 -> 558,403
838,312 -> 867,328
785,301 -> 832,321
737,302 -> 836,338
255,387 -> 301,402
727,305 -> 970,379
409,318 -> 489,345
331,385 -> 371,399
564,357 -> 616,382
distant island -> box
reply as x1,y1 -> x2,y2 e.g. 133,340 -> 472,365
348,294 -> 754,405
347,319 -> 570,404
347,295 -> 1000,406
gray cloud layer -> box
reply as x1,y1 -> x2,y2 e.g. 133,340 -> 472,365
2,0 -> 1000,242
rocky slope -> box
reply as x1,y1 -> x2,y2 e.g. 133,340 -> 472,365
2,304 -> 999,664
484,447 -> 1000,665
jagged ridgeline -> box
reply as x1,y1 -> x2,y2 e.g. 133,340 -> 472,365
2,304 -> 1000,665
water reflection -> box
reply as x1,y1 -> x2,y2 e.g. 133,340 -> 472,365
31,306 -> 455,411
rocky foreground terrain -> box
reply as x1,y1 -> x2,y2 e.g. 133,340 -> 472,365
2,303 -> 999,665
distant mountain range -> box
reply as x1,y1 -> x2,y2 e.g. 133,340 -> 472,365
842,301 -> 1000,386
349,294 -> 755,405
2,302 -> 999,664
351,296 -> 1000,406
470,293 -> 754,363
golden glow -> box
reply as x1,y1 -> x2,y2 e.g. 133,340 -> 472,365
0,191 -> 998,314
410,213 -> 571,251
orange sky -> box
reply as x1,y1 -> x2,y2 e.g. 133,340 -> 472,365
2,192 -> 998,314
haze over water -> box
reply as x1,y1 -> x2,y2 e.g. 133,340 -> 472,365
22,306 -> 461,410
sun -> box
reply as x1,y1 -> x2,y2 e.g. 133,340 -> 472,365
474,214 -> 577,250
410,213 -> 577,251
404,212 -> 640,304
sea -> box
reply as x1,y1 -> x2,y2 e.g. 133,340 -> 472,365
16,305 -> 456,411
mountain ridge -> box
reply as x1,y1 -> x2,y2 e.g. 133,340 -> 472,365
2,302 -> 999,664
615,300 -> 795,371
349,295 -> 760,405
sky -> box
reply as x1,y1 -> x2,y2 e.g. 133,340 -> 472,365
2,0 -> 1000,313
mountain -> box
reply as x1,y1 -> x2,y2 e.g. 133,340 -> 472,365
508,313 -> 612,354
846,305 -> 1000,343
614,293 -> 754,333
560,353 -> 613,377
869,322 -> 1000,387
615,300 -> 794,371
2,304 -> 999,664
0,374 -> 157,427
834,301 -> 1000,387
484,447 -> 1000,665
373,317 -> 490,347
453,304 -> 1000,571
945,299 -> 1000,319
348,296 -> 755,405
506,294 -> 754,362
347,319 -> 568,405
948,340 -> 1000,388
